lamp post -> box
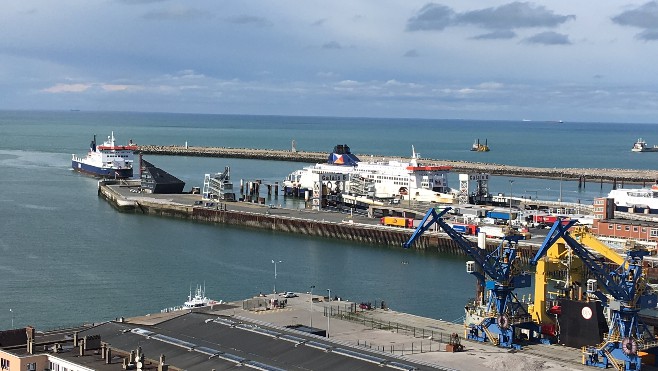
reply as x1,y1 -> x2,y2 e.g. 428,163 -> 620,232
309,285 -> 315,328
327,289 -> 331,338
9,309 -> 12,329
509,180 -> 514,227
271,260 -> 282,295
559,173 -> 563,204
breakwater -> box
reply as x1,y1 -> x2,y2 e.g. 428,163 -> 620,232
137,145 -> 658,184
98,182 -> 537,263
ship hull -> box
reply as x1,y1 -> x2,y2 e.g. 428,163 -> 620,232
72,160 -> 133,179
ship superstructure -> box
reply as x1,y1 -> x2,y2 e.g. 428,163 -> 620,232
283,145 -> 455,203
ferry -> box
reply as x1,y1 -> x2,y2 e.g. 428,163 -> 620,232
71,132 -> 136,178
631,138 -> 658,152
608,184 -> 658,211
283,144 -> 456,203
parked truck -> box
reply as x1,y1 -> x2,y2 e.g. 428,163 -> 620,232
380,216 -> 414,228
485,211 -> 518,221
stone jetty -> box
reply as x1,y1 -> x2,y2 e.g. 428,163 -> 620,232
137,145 -> 658,184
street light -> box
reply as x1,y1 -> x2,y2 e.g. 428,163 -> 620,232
9,309 -> 12,329
559,173 -> 563,203
509,180 -> 514,227
309,285 -> 315,328
271,260 -> 282,294
327,288 -> 331,338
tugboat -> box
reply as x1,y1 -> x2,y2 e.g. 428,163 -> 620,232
631,138 -> 658,152
470,139 -> 490,152
71,132 -> 137,178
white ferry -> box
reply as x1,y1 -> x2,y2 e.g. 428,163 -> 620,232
72,132 -> 136,178
608,184 -> 658,210
631,138 -> 658,152
283,145 -> 456,203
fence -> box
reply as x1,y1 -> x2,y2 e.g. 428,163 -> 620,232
324,303 -> 461,355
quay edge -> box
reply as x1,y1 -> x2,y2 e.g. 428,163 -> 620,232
136,144 -> 658,184
97,181 -> 537,263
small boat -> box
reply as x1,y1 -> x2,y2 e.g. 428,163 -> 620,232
631,138 -> 658,152
71,132 -> 137,178
161,284 -> 222,313
470,139 -> 490,152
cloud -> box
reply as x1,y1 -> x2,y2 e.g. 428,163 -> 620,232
523,31 -> 571,45
116,0 -> 168,4
41,83 -> 92,93
322,41 -> 342,49
311,18 -> 327,27
612,2 -> 658,41
142,7 -> 212,21
225,15 -> 272,27
457,2 -> 575,30
406,4 -> 454,31
407,2 -> 575,41
472,30 -> 516,40
101,84 -> 140,92
403,49 -> 419,57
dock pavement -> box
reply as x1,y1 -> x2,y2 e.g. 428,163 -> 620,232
207,293 -> 595,371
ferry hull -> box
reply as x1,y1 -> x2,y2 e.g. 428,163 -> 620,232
72,160 -> 133,179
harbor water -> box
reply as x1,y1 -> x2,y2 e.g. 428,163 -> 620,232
0,110 -> 656,330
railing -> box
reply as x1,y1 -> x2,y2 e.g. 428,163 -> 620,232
325,305 -> 463,355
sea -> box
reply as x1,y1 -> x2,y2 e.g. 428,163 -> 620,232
0,110 -> 657,331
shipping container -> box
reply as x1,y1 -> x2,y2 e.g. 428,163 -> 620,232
451,223 -> 478,235
478,225 -> 507,238
486,211 -> 518,220
380,216 -> 414,228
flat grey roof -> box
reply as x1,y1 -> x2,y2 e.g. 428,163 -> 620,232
65,312 -> 440,371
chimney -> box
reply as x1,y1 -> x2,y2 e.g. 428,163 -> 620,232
27,339 -> 34,355
73,332 -> 79,347
26,326 -> 35,341
101,343 -> 107,359
160,354 -> 165,365
129,350 -> 135,363
106,347 -> 112,364
79,342 -> 85,356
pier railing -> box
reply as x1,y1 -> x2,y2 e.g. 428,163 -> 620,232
324,304 -> 461,355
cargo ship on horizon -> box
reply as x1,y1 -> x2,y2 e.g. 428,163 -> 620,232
71,132 -> 136,179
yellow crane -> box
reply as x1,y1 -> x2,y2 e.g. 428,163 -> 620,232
529,225 -> 629,325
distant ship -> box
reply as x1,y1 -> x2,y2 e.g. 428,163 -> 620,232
71,132 -> 136,178
470,138 -> 490,152
631,138 -> 658,152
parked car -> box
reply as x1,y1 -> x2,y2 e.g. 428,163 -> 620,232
282,292 -> 297,298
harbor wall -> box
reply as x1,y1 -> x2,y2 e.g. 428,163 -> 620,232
137,145 -> 658,184
98,183 -> 537,263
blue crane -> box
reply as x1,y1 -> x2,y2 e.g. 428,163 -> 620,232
404,207 -> 538,349
535,220 -> 658,370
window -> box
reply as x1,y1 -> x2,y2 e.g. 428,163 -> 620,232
1,358 -> 9,370
625,226 -> 630,231
616,225 -> 621,230
608,224 -> 613,230
634,226 -> 639,232
651,229 -> 658,237
26,363 -> 36,371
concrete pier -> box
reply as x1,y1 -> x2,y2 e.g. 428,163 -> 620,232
137,145 -> 658,184
97,181 -> 539,263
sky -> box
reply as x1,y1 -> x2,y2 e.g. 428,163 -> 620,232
2,1 -> 658,123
